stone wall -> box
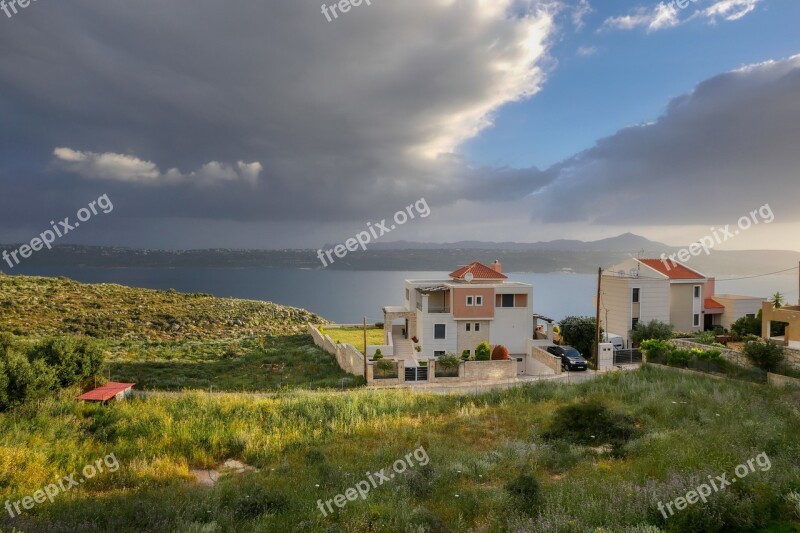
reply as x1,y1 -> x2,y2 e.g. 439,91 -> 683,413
530,345 -> 562,374
768,372 -> 800,388
671,338 -> 748,367
308,324 -> 365,377
462,359 -> 516,382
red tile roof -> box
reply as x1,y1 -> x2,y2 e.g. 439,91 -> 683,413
449,261 -> 507,280
77,382 -> 136,402
705,298 -> 725,309
639,258 -> 706,280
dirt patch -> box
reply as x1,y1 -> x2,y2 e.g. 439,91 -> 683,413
191,459 -> 257,486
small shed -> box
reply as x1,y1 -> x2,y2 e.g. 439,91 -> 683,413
77,382 -> 136,403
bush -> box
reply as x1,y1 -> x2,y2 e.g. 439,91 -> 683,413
372,349 -> 383,361
666,348 -> 693,367
461,350 -> 471,361
30,337 -> 104,387
631,320 -> 674,344
506,472 -> 541,510
743,339 -> 785,372
375,359 -> 395,378
491,345 -> 510,361
475,342 -> 491,361
640,339 -> 671,361
731,314 -> 761,340
543,402 -> 636,446
559,316 -> 599,359
438,355 -> 460,370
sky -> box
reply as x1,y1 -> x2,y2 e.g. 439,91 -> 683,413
1,0 -> 799,251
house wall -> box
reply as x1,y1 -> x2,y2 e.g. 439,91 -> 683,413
671,283 -> 704,333
602,276 -> 670,345
457,320 -> 490,356
452,287 -> 495,319
715,296 -> 765,330
420,313 -> 457,356
490,308 -> 530,354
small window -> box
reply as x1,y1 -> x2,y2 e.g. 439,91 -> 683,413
694,286 -> 701,298
434,324 -> 446,339
500,294 -> 514,308
631,317 -> 640,329
466,296 -> 474,306
746,313 -> 756,319
693,314 -> 700,327
434,351 -> 445,357
632,288 -> 640,303
474,323 -> 480,332
466,323 -> 471,332
475,296 -> 483,306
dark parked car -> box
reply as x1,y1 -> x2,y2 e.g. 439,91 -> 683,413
546,345 -> 589,371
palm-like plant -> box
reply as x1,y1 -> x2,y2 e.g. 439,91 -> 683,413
770,292 -> 785,308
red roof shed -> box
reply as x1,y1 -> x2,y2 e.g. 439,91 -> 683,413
77,382 -> 136,403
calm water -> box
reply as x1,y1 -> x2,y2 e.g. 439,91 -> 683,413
8,267 -> 798,324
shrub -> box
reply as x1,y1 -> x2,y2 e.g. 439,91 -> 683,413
666,348 -> 693,367
373,348 -> 382,358
461,350 -> 471,361
640,339 -> 671,361
30,337 -> 104,387
475,342 -> 491,361
544,402 -> 636,446
559,316 -> 599,359
743,339 -> 785,372
631,320 -> 674,344
506,472 -> 541,510
731,313 -> 761,340
438,355 -> 460,370
693,331 -> 717,346
375,359 -> 395,377
491,345 -> 510,360
786,491 -> 800,520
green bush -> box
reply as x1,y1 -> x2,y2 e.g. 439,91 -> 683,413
631,320 -> 673,344
640,339 -> 671,361
438,355 -> 460,370
743,339 -> 785,372
731,313 -> 761,340
475,342 -> 491,361
30,337 -> 104,387
559,316 -> 599,359
666,348 -> 693,367
506,472 -> 541,511
543,402 -> 636,446
372,349 -> 383,361
375,359 -> 395,378
461,350 -> 471,361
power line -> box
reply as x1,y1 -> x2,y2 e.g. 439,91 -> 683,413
714,266 -> 799,282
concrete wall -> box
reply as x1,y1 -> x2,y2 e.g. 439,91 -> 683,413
715,296 -> 765,330
308,324 -> 365,377
768,372 -> 800,389
420,313 -> 457,356
491,307 -> 531,354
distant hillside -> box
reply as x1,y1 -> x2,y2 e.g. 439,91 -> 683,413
366,232 -> 669,251
0,274 -> 324,341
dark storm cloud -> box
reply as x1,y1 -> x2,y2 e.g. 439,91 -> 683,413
0,0 -> 556,236
532,55 -> 800,225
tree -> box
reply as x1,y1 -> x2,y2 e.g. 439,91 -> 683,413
771,292 -> 785,309
559,316 -> 600,358
731,313 -> 762,340
475,342 -> 491,361
30,337 -> 104,387
743,339 -> 785,372
491,345 -> 510,361
630,320 -> 674,345
375,359 -> 395,378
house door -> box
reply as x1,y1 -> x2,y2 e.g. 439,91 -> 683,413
704,314 -> 714,331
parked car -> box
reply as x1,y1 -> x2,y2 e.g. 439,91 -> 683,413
604,333 -> 625,352
546,345 -> 589,371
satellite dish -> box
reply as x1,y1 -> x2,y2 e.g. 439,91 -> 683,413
630,269 -> 639,279
464,272 -> 474,282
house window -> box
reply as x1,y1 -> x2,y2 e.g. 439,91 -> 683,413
434,324 -> 446,339
499,294 -> 515,308
434,351 -> 445,357
466,296 -> 474,306
694,286 -> 701,298
631,317 -> 640,329
693,314 -> 700,327
632,288 -> 640,303
746,313 -> 756,319
474,323 -> 480,332
466,323 -> 471,332
476,296 -> 483,306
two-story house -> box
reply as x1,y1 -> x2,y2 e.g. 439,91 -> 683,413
380,261 -> 533,360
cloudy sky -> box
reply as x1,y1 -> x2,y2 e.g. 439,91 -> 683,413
1,0 -> 799,251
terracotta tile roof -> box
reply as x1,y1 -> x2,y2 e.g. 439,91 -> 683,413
705,298 -> 725,309
449,261 -> 507,280
639,258 -> 706,280
77,382 -> 136,402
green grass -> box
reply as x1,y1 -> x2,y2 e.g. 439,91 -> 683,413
323,327 -> 385,352
1,366 -> 798,532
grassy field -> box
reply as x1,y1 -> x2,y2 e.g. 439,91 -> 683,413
1,366 -> 799,532
322,327 -> 385,353
0,274 -> 362,391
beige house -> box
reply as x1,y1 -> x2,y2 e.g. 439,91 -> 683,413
603,258 -> 764,346
761,302 -> 800,349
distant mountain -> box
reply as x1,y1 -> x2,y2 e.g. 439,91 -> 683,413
367,232 -> 670,252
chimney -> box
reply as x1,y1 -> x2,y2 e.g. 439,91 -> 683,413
491,260 -> 502,274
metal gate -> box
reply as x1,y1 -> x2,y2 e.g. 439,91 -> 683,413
614,349 -> 643,365
405,366 -> 429,382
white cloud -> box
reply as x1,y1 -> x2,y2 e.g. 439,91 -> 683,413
702,0 -> 760,22
572,0 -> 592,30
53,148 -> 262,187
577,45 -> 598,57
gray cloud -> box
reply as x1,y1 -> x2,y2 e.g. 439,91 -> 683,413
532,55 -> 800,225
0,0 -> 556,235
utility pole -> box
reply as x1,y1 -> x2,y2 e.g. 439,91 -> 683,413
363,316 -> 368,379
797,261 -> 799,306
595,267 -> 602,369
